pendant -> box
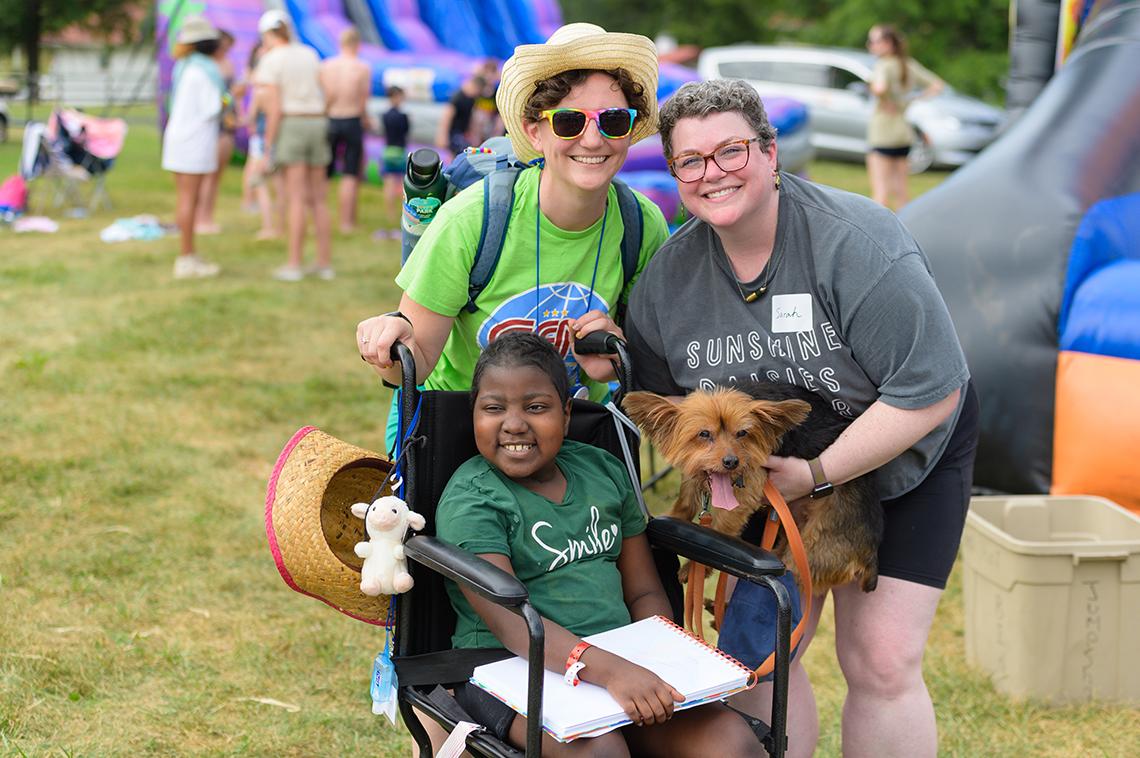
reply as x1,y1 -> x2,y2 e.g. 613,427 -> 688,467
744,290 -> 760,303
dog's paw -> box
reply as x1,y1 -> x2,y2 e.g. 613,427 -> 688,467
859,570 -> 879,593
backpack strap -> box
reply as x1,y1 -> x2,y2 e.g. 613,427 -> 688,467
612,179 -> 644,287
612,178 -> 644,323
464,167 -> 521,313
464,173 -> 644,316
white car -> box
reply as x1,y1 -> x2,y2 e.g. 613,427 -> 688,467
698,44 -> 1005,172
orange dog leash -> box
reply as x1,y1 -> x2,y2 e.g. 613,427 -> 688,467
683,480 -> 813,679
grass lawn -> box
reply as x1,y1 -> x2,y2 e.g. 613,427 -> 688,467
2,113 -> 1137,756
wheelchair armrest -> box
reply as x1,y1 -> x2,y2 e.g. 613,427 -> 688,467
404,535 -> 529,607
646,517 -> 786,583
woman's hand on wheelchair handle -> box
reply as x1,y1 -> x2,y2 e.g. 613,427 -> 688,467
357,314 -> 414,371
570,309 -> 622,383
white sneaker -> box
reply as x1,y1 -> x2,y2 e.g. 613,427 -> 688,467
273,265 -> 304,282
307,265 -> 336,280
173,255 -> 221,279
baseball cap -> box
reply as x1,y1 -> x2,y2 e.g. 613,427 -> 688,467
258,9 -> 290,35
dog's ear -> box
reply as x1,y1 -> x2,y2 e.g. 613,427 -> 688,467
621,391 -> 680,447
750,398 -> 812,436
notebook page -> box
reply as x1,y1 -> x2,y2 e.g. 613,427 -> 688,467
470,616 -> 753,741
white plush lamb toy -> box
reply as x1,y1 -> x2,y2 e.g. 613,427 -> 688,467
351,495 -> 426,596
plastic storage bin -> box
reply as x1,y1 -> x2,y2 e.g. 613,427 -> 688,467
961,495 -> 1140,704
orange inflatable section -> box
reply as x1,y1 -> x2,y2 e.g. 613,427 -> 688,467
1052,351 -> 1140,513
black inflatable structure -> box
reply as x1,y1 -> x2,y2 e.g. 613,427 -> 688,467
900,0 -> 1140,505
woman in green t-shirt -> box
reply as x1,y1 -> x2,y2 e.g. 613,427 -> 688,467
355,23 -> 669,399
865,24 -> 944,210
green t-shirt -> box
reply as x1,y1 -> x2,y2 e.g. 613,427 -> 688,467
436,440 -> 648,649
394,166 -> 669,401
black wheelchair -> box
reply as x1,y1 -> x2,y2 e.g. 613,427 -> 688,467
387,337 -> 795,757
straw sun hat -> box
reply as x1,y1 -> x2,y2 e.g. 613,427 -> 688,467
265,426 -> 394,625
496,23 -> 660,164
176,16 -> 219,45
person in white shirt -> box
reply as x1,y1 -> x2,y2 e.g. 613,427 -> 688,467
162,15 -> 225,279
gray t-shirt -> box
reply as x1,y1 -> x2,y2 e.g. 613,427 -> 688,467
625,172 -> 969,499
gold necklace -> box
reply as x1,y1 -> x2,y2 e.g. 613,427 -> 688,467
731,247 -> 779,302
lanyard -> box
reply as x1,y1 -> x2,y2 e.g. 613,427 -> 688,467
533,168 -> 607,333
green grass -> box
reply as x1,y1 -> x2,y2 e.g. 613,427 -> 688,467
2,118 -> 1137,757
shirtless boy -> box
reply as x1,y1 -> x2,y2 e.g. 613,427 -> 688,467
320,27 -> 373,233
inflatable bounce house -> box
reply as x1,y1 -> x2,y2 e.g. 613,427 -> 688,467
901,0 -> 1140,512
156,0 -> 812,226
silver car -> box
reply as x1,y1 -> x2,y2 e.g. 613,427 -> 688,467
698,44 -> 1005,172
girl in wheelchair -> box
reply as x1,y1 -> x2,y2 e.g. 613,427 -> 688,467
436,332 -> 765,756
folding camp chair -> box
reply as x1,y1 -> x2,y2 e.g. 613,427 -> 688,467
26,108 -> 128,216
388,336 -> 795,757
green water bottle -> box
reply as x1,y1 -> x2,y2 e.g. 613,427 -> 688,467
401,148 -> 448,263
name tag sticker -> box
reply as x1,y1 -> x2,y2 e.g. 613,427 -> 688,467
771,294 -> 813,333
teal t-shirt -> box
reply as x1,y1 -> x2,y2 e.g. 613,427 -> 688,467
394,166 -> 669,401
436,440 -> 647,649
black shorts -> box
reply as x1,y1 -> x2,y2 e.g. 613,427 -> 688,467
327,116 -> 364,178
877,380 -> 979,589
454,682 -> 517,741
741,381 -> 979,591
871,145 -> 910,158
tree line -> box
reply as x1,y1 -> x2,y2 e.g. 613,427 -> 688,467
0,0 -> 1011,105
564,0 -> 1010,103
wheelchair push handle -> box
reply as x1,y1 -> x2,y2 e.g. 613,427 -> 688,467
573,331 -> 633,402
573,330 -> 623,355
391,342 -> 417,398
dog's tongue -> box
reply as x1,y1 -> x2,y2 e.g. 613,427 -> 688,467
709,473 -> 740,511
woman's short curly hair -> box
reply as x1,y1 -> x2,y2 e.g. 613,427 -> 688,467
522,68 -> 650,125
658,79 -> 777,159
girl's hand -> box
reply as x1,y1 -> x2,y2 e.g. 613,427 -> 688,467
357,314 -> 415,371
604,658 -> 683,726
570,310 -> 622,383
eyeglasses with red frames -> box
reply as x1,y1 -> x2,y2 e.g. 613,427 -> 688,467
539,108 -> 639,140
668,138 -> 762,183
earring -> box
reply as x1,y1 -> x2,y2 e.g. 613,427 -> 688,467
773,171 -> 781,190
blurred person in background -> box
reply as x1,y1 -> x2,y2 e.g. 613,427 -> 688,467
436,73 -> 485,160
243,41 -> 284,241
320,26 -> 373,234
162,16 -> 224,279
472,58 -> 503,142
379,85 -> 409,239
255,9 -> 334,281
196,29 -> 239,235
865,24 -> 943,210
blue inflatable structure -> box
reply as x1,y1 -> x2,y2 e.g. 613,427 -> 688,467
284,0 -> 466,100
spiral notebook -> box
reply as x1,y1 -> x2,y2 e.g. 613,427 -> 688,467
469,615 -> 755,742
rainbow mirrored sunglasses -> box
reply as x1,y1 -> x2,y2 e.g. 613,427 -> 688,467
538,108 -> 638,140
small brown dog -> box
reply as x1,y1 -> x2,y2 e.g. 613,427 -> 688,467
624,381 -> 882,593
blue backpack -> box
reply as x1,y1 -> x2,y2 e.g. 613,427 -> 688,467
441,137 -> 645,315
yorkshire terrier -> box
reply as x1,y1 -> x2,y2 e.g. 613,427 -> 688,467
623,381 -> 882,593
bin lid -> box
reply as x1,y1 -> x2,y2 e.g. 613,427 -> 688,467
967,495 -> 1140,557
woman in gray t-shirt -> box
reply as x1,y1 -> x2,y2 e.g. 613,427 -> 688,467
625,79 -> 978,758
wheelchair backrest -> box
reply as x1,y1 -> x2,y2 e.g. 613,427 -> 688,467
396,390 -> 640,658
